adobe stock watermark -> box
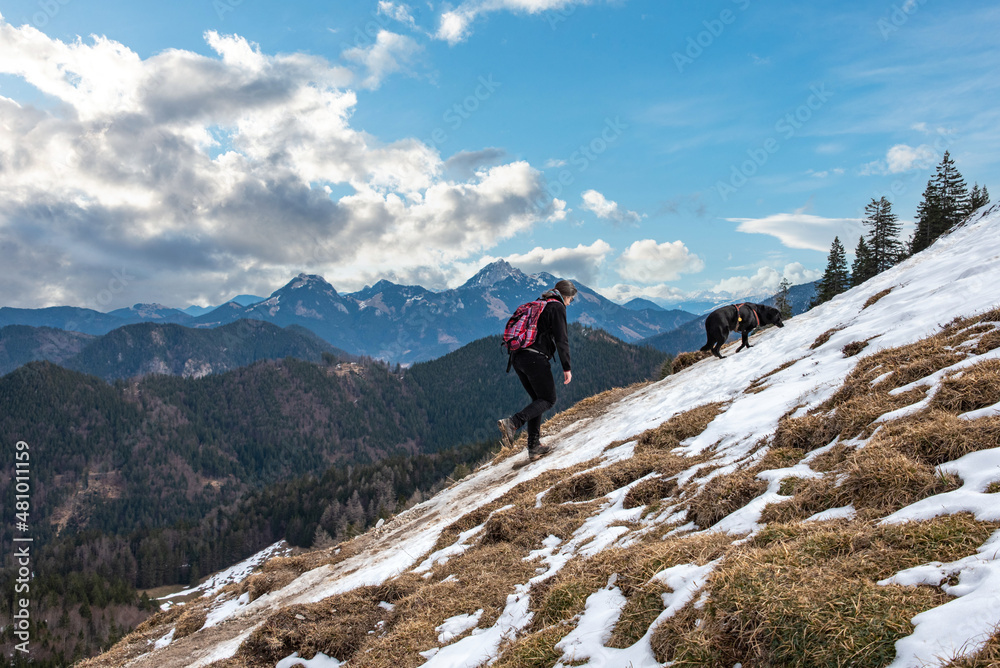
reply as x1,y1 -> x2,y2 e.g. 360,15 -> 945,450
533,116 -> 629,211
544,3 -> 578,30
11,440 -> 33,655
425,75 -> 501,149
26,0 -> 72,29
714,84 -> 833,202
213,0 -> 245,21
673,0 -> 752,74
877,0 -> 930,40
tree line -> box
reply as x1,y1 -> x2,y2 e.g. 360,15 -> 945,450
812,151 -> 989,306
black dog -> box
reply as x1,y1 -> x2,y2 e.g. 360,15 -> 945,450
699,303 -> 784,359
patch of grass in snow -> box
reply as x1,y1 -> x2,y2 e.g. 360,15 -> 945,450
842,338 -> 872,357
762,440 -> 959,524
772,412 -> 839,452
492,625 -> 571,668
670,350 -> 712,374
531,533 -> 732,635
863,287 -> 893,309
810,327 -> 841,349
623,475 -> 679,509
634,402 -> 726,454
687,467 -> 768,529
931,358 -> 1000,414
942,627 -> 1000,666
236,577 -> 421,668
172,607 -> 208,640
881,410 -> 1000,466
680,516 -> 999,668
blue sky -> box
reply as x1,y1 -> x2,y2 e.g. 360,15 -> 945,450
0,0 -> 997,310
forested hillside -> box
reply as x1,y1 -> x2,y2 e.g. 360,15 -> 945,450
0,325 -> 665,666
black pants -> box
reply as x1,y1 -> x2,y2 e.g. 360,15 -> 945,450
511,350 -> 556,446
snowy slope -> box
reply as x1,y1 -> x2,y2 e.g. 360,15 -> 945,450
89,203 -> 1000,668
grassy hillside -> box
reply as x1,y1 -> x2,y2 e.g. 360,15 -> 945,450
75,206 -> 1000,668
0,326 -> 664,666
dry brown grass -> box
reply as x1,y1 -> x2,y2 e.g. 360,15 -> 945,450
357,545 -> 540,667
545,454 -> 670,505
671,350 -> 711,374
623,476 -> 679,509
760,440 -> 959,524
772,412 -> 839,452
863,288 -> 893,309
236,578 -> 421,668
931,359 -> 1000,414
531,532 -> 733,634
687,468 -> 768,529
173,607 -> 208,640
74,605 -> 188,668
679,516 -> 1000,668
634,402 -> 726,455
491,625 -> 572,668
842,339 -> 870,357
941,627 -> 1000,667
877,411 -> 1000,466
810,328 -> 840,349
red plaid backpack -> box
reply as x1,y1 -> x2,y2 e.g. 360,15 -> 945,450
501,297 -> 556,371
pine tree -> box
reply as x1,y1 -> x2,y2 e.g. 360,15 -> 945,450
969,182 -> 991,212
851,236 -> 876,287
911,180 -> 942,254
774,278 -> 793,319
863,196 -> 904,273
936,151 -> 970,222
811,236 -> 850,308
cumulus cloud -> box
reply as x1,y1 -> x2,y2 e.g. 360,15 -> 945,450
596,283 -> 693,305
0,20 -> 559,307
860,143 -> 938,175
580,190 -> 644,225
710,263 -> 822,298
495,240 -> 613,286
730,213 -> 863,252
342,30 -> 422,89
616,239 -> 704,284
444,147 -> 508,179
434,0 -> 593,44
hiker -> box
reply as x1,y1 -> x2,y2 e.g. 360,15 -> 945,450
497,279 -> 577,461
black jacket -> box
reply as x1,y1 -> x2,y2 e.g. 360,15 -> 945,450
526,296 -> 571,371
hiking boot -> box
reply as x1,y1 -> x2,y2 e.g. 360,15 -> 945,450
526,432 -> 551,461
497,417 -> 517,448
528,443 -> 552,462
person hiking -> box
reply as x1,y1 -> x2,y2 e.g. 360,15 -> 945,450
497,279 -> 577,461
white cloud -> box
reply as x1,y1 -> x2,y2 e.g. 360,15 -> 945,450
544,158 -> 567,168
860,143 -> 938,175
0,21 -> 561,307
377,1 -> 418,28
617,239 -> 704,284
434,0 -> 592,44
580,189 -> 644,225
806,168 -> 845,178
341,30 -> 422,90
495,240 -> 613,285
730,213 -> 863,252
710,263 -> 821,298
596,283 -> 693,305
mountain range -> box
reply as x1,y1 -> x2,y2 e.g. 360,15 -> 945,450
0,261 -> 699,365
